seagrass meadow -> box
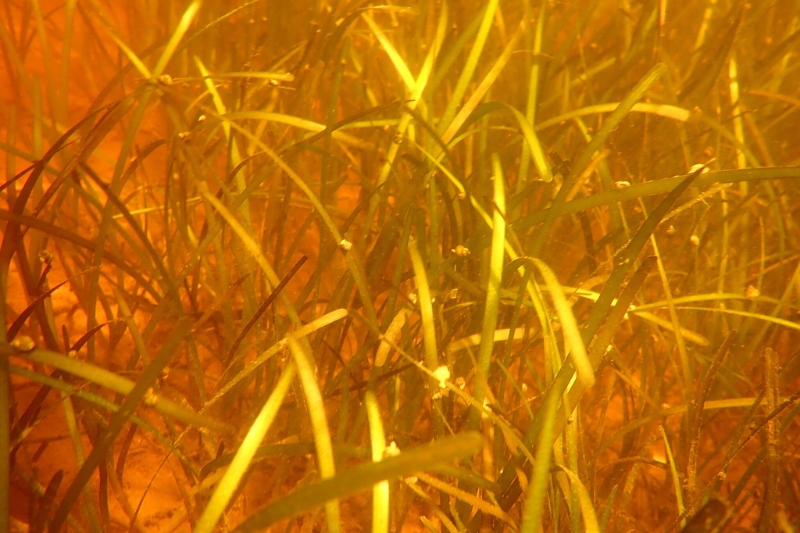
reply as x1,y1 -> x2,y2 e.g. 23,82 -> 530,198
2,0 -> 800,531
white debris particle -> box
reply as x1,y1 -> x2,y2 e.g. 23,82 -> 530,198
433,365 -> 450,389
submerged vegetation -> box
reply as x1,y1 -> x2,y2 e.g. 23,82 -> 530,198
2,0 -> 800,531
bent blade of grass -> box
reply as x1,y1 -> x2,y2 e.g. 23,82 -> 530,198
552,465 -> 600,533
195,364 -> 297,533
526,257 -> 593,387
533,102 -> 690,132
231,432 -> 483,532
286,334 -> 341,533
471,154 -> 507,429
506,103 -> 553,182
365,391 -> 390,533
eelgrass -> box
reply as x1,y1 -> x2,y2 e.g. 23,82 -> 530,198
2,0 -> 800,532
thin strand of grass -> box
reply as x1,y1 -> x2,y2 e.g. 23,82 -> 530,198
598,485 -> 617,533
286,334 -> 341,533
562,403 -> 581,533
194,364 -> 297,533
2,346 -> 233,434
59,0 -> 77,124
32,77 -> 43,158
633,291 -> 793,312
437,0 -> 499,136
495,358 -> 534,419
111,286 -> 151,368
645,212 -> 693,399
59,390 -> 102,533
673,306 -> 800,334
204,309 -> 348,410
199,188 -> 302,319
660,425 -> 686,527
497,283 -> 709,345
203,117 -> 379,327
532,63 -> 665,253
516,0 -> 546,195
762,348 -> 785,533
687,332 -> 735,498
349,313 -> 537,467
520,379 -> 559,533
470,154 -> 507,429
365,391 -> 390,533
694,113 -> 762,168
229,433 -> 482,532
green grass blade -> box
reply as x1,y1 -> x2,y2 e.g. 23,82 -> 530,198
437,0 -> 499,136
2,345 -> 233,434
194,364 -> 297,533
365,391 -> 390,533
286,334 -> 341,533
471,154 -> 507,428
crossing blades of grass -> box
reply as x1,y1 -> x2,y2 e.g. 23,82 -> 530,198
231,432 -> 483,533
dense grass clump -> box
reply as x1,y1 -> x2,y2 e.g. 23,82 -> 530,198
2,0 -> 799,532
